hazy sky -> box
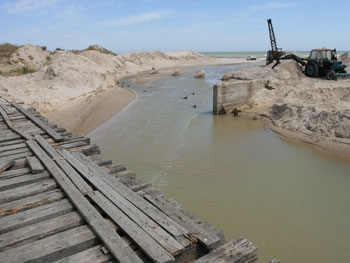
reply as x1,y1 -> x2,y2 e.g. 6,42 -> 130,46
1,0 -> 349,53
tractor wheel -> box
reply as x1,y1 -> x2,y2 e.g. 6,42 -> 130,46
305,61 -> 318,77
326,70 -> 336,80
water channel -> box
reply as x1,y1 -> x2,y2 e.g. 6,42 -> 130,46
90,64 -> 350,263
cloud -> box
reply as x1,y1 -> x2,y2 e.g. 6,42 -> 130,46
249,1 -> 296,10
4,0 -> 58,13
100,11 -> 172,26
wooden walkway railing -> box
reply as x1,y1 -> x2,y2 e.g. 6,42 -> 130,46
0,97 -> 258,263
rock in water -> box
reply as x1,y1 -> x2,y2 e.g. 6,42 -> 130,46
171,69 -> 180,76
194,70 -> 205,79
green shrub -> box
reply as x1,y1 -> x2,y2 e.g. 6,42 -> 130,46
41,46 -> 47,51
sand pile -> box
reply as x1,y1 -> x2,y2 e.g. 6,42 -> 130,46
0,44 -> 244,133
221,59 -> 350,157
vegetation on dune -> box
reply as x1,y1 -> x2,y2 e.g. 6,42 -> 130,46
86,45 -> 116,55
0,43 -> 20,58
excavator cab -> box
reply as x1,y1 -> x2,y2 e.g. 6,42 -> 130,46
305,48 -> 347,80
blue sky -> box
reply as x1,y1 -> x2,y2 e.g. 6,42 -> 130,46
1,0 -> 349,53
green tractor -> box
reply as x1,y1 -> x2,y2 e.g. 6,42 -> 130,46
305,48 -> 347,80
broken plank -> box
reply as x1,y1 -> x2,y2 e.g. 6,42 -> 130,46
26,139 -> 143,263
0,225 -> 97,263
0,189 -> 65,217
0,198 -> 73,234
11,102 -> 63,142
0,212 -> 84,251
26,156 -> 45,174
193,238 -> 258,263
145,194 -> 221,250
0,158 -> 14,175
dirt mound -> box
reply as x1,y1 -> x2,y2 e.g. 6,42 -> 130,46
220,59 -> 350,156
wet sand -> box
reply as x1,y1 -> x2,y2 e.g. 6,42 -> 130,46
44,86 -> 135,135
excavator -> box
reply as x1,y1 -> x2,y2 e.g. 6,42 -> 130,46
266,18 -> 348,80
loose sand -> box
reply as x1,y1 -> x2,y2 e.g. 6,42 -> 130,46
220,54 -> 350,159
0,44 -> 250,134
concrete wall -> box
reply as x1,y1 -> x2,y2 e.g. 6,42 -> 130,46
213,79 -> 266,114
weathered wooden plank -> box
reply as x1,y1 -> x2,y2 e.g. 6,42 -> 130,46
0,138 -> 25,148
0,212 -> 84,251
0,146 -> 31,158
0,142 -> 27,153
0,102 -> 13,115
73,151 -> 191,245
91,191 -> 175,263
52,245 -> 112,263
26,139 -> 143,263
0,178 -> 57,203
11,102 -> 63,142
0,106 -> 33,140
0,225 -> 98,263
61,140 -> 89,150
193,238 -> 258,263
26,156 -> 45,174
0,132 -> 22,143
0,198 -> 73,234
0,150 -> 34,161
144,195 -> 221,250
32,135 -> 174,262
0,189 -> 65,217
36,146 -> 173,262
0,157 -> 14,174
0,167 -> 30,180
0,171 -> 51,191
58,148 -> 184,256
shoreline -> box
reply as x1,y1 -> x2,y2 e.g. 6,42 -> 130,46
241,112 -> 350,162
43,57 -> 257,135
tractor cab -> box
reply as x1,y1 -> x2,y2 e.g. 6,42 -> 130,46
305,48 -> 347,80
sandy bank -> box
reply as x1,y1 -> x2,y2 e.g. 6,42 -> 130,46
220,54 -> 350,160
0,44 -> 250,134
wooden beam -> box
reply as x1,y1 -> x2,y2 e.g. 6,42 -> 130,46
0,225 -> 97,262
26,139 -> 143,263
73,151 -> 192,245
0,198 -> 73,234
58,148 -> 184,256
0,106 -> 33,140
32,135 -> 176,262
0,189 -> 65,217
0,171 -> 50,191
11,102 -> 63,142
25,156 -> 45,174
52,245 -> 112,263
0,178 -> 57,204
0,212 -> 84,251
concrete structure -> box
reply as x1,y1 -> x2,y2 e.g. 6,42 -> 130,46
213,79 -> 266,115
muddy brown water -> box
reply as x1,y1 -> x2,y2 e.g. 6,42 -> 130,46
90,64 -> 350,263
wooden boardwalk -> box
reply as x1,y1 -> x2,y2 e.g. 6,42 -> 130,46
0,97 -> 258,263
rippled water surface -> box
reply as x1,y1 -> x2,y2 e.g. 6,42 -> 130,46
90,64 -> 350,263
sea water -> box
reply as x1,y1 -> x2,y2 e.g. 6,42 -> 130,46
90,63 -> 350,263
